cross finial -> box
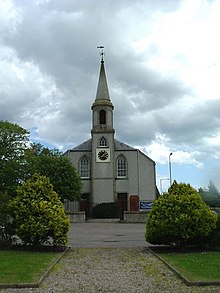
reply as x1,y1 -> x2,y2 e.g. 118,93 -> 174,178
97,46 -> 105,63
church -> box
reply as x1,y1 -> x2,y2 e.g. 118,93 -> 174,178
64,54 -> 157,217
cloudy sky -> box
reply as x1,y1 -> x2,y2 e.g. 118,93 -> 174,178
1,0 -> 220,191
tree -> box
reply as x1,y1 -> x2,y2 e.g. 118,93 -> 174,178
146,181 -> 217,248
0,120 -> 29,196
0,191 -> 15,245
26,143 -> 82,202
0,120 -> 82,201
8,174 -> 70,246
0,121 -> 29,245
199,181 -> 220,207
208,180 -> 220,196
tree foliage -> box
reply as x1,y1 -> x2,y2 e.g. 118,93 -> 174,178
8,174 -> 70,246
204,211 -> 220,248
199,180 -> 220,207
0,120 -> 29,195
26,143 -> 82,202
146,181 -> 217,248
0,121 -> 82,202
0,192 -> 15,245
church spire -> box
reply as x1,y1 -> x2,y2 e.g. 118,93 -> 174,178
91,48 -> 114,134
92,47 -> 113,108
95,60 -> 111,102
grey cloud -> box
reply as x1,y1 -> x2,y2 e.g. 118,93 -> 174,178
1,0 -> 220,177
153,99 -> 220,146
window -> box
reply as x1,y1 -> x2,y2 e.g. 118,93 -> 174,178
80,156 -> 90,178
99,137 -> 107,147
117,155 -> 127,177
100,109 -> 106,124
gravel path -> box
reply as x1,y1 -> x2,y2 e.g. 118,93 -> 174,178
2,247 -> 220,293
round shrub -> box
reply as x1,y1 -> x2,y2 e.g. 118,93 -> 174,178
146,181 -> 217,248
8,174 -> 70,246
92,202 -> 119,218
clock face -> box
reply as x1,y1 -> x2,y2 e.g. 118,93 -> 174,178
96,148 -> 110,162
98,150 -> 109,160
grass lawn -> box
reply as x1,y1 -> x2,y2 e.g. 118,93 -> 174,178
0,250 -> 61,284
158,250 -> 220,282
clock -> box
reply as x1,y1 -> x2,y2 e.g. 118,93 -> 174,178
98,150 -> 109,160
96,148 -> 110,162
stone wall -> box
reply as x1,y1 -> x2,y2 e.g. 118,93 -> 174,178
66,212 -> 86,223
124,211 -> 149,223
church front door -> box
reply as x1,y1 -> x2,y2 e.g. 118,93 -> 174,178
117,193 -> 128,221
80,193 -> 91,220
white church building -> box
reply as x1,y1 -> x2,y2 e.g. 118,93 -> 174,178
64,56 -> 157,217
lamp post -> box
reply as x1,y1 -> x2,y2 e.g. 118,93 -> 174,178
169,152 -> 173,186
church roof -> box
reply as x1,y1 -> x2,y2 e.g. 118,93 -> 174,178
67,138 -> 154,163
70,138 -> 135,152
72,138 -> 92,151
114,139 -> 135,151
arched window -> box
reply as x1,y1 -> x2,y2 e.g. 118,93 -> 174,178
99,136 -> 107,147
100,109 -> 106,124
117,155 -> 127,177
80,156 -> 90,178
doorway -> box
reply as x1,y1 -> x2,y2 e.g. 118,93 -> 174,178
117,193 -> 128,221
80,193 -> 91,220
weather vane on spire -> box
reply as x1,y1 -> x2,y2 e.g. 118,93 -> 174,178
97,46 -> 105,62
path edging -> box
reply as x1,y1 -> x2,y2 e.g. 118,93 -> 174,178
0,246 -> 71,289
147,247 -> 220,286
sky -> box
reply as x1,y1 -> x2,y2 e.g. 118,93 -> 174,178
1,0 -> 220,192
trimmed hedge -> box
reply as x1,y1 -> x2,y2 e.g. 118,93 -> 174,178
146,181 -> 217,248
8,174 -> 70,247
92,202 -> 119,218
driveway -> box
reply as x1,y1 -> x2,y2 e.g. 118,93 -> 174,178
68,220 -> 148,247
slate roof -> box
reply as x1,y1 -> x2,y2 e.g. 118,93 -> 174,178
71,138 -> 135,151
68,138 -> 154,163
114,139 -> 135,151
72,139 -> 92,151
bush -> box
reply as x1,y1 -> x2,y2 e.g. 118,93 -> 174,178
8,174 -> 70,247
92,202 -> 119,218
202,211 -> 220,248
0,192 -> 15,246
146,181 -> 217,248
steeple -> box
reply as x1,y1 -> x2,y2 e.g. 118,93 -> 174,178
91,53 -> 114,134
95,60 -> 110,101
92,59 -> 113,108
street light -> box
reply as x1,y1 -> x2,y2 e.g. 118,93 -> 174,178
169,152 -> 173,186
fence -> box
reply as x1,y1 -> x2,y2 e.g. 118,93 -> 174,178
64,200 -> 79,213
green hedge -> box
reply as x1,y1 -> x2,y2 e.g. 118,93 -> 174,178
92,202 -> 119,218
146,181 -> 217,248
